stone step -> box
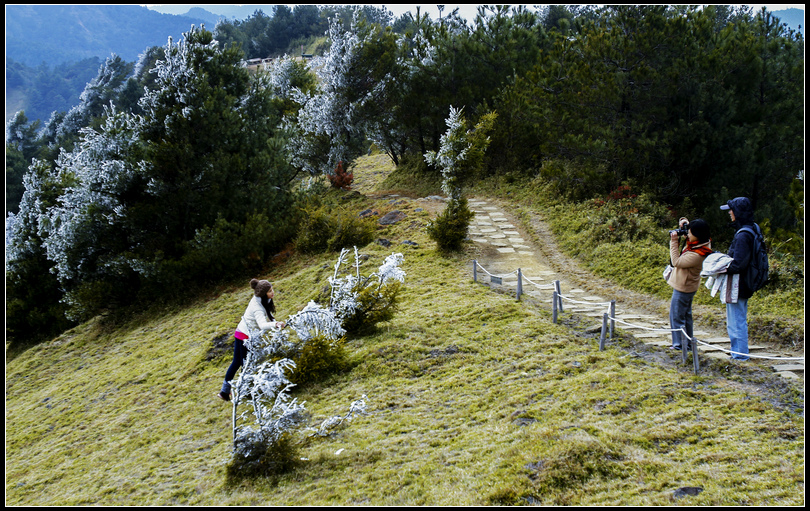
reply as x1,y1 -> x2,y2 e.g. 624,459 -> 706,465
775,371 -> 801,380
772,364 -> 804,373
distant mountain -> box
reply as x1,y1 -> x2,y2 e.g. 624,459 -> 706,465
5,5 -> 209,67
771,8 -> 804,36
182,7 -> 228,26
146,4 -> 280,21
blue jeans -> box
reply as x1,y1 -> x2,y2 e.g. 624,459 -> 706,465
221,337 -> 249,393
669,289 -> 695,349
726,298 -> 749,360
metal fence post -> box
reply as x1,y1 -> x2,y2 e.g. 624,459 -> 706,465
692,338 -> 700,375
552,291 -> 558,324
554,280 -> 564,312
599,312 -> 608,351
517,268 -> 523,301
473,260 -> 477,283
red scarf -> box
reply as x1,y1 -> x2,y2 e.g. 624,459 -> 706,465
684,240 -> 712,257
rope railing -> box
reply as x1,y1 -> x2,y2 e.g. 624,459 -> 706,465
471,259 -> 804,374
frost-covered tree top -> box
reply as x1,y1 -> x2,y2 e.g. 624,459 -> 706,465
424,106 -> 497,200
40,104 -> 142,284
284,13 -> 402,176
56,55 -> 134,145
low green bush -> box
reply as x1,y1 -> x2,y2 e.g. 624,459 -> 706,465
283,334 -> 348,386
341,280 -> 402,335
226,430 -> 299,481
295,205 -> 376,253
426,196 -> 475,252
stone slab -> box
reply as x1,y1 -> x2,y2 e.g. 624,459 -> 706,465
696,345 -> 724,352
772,364 -> 804,372
775,371 -> 801,380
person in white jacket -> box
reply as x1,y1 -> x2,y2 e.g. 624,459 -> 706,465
217,278 -> 286,401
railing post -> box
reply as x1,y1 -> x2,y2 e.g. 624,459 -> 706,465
682,331 -> 688,365
609,300 -> 615,339
692,338 -> 700,375
599,312 -> 608,351
517,268 -> 523,301
552,291 -> 558,324
473,260 -> 477,282
554,280 -> 564,312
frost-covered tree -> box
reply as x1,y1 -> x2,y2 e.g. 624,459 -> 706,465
285,12 -> 402,176
227,247 -> 402,474
55,55 -> 134,148
425,106 -> 497,201
5,158 -> 76,341
425,106 -> 497,251
37,104 -> 145,319
327,248 -> 406,333
6,111 -> 44,213
137,25 -> 296,253
7,25 -> 301,328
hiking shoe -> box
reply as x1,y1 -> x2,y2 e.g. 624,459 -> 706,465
217,391 -> 231,402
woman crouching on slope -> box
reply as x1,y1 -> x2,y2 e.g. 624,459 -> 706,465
217,278 -> 286,401
667,218 -> 712,351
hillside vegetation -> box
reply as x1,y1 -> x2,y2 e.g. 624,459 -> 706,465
5,156 -> 804,506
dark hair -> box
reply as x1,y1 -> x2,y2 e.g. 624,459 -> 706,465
689,218 -> 710,244
261,296 -> 276,318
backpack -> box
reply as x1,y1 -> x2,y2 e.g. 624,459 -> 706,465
737,224 -> 769,293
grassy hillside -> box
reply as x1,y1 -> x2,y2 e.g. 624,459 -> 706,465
5,157 -> 804,505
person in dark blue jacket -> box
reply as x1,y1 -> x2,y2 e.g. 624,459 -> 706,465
719,197 -> 756,360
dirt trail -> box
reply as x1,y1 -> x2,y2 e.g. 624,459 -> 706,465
350,154 -> 803,382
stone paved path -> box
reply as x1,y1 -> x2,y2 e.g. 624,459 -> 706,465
466,197 -> 804,381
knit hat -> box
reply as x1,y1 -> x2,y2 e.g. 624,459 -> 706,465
250,278 -> 272,297
689,218 -> 710,244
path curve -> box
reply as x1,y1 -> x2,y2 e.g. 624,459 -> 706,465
465,196 -> 804,380
349,154 -> 802,381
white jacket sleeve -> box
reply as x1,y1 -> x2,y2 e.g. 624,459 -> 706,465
252,306 -> 275,331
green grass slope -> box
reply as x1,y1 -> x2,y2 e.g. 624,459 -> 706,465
5,162 -> 804,506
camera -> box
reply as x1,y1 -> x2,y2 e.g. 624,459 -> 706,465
670,223 -> 689,236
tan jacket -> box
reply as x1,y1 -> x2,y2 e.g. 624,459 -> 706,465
668,239 -> 712,293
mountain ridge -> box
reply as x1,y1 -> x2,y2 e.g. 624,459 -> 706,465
5,5 -> 209,67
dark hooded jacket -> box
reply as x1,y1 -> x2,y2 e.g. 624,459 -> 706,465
724,197 -> 756,299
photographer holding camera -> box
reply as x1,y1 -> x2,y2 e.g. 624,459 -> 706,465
666,217 -> 712,350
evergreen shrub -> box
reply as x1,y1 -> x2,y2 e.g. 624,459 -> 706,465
226,430 -> 299,481
426,197 -> 475,252
539,159 -> 614,202
283,334 -> 348,386
295,205 -> 376,253
340,280 -> 402,335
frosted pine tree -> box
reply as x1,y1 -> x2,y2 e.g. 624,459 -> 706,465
229,248 -> 405,471
424,106 -> 497,250
55,55 -> 134,146
285,11 -> 401,176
